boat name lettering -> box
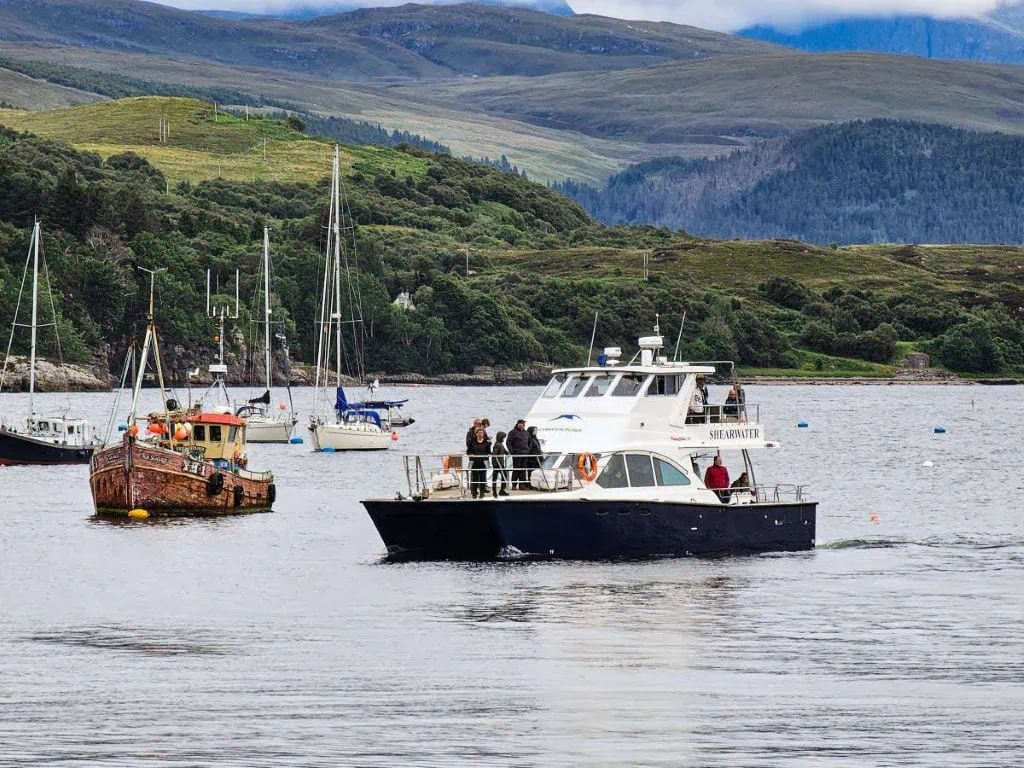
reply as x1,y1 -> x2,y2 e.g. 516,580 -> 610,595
182,458 -> 205,476
708,427 -> 761,441
141,451 -> 171,465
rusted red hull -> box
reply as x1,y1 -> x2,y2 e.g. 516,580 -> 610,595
89,436 -> 275,517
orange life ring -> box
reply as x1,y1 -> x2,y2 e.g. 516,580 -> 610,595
442,456 -> 450,471
577,452 -> 599,483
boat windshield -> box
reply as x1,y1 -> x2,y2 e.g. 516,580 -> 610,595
560,376 -> 588,398
542,374 -> 566,398
612,374 -> 646,397
584,374 -> 613,397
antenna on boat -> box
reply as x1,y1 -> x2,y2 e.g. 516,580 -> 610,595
585,310 -> 599,366
673,310 -> 687,363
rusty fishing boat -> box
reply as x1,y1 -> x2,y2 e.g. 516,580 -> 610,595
89,268 -> 275,518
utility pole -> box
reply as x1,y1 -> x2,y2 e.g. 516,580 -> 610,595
263,137 -> 267,163
643,250 -> 650,280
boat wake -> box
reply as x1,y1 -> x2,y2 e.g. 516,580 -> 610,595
822,535 -> 1024,551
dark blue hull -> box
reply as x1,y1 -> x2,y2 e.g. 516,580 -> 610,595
0,430 -> 95,466
363,498 -> 816,561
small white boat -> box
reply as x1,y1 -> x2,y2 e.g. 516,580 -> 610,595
240,228 -> 297,444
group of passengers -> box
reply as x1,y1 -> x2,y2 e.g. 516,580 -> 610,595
688,378 -> 745,422
465,417 -> 543,499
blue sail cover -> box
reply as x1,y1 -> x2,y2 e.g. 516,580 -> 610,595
335,387 -> 349,415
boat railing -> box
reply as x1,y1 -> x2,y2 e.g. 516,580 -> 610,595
744,484 -> 811,503
403,454 -> 574,498
685,402 -> 759,424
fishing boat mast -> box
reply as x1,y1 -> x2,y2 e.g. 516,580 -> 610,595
128,266 -> 169,428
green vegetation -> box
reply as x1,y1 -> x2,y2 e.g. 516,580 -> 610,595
2,98 -> 1023,379
555,120 -> 1024,244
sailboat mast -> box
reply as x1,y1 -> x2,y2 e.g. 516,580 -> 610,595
333,145 -> 342,391
28,221 -> 40,416
263,227 -> 272,392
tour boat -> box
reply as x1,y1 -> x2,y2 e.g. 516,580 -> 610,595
308,146 -> 403,452
89,269 -> 275,517
362,324 -> 817,560
0,221 -> 101,465
240,228 -> 297,443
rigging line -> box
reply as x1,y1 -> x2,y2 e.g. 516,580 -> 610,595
0,226 -> 35,394
337,165 -> 366,381
40,240 -> 71,413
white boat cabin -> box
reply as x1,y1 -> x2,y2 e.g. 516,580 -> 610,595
23,416 -> 95,447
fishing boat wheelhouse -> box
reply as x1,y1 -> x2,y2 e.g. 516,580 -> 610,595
363,326 -> 816,560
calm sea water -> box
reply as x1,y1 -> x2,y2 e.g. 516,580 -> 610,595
1,384 -> 1022,766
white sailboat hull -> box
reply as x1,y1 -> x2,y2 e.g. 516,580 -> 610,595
310,422 -> 392,451
245,416 -> 295,443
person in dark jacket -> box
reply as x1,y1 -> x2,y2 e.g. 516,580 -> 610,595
466,418 -> 483,452
507,418 -> 530,489
466,428 -> 492,499
526,426 -> 544,471
491,431 -> 510,498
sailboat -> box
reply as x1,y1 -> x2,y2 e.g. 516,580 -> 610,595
90,267 -> 275,517
239,228 -> 298,443
0,221 -> 101,465
308,146 -> 403,452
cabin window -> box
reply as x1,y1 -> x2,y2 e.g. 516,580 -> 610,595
67,425 -> 75,434
654,458 -> 690,486
209,426 -> 223,442
611,375 -> 645,397
228,426 -> 238,443
542,374 -> 566,398
39,421 -> 49,431
625,453 -> 656,487
596,453 -> 629,489
647,374 -> 682,396
560,376 -> 587,398
584,374 -> 613,398
193,425 -> 206,441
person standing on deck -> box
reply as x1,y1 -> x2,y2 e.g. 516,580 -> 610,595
507,419 -> 530,489
467,429 -> 492,499
704,455 -> 731,502
491,431 -> 510,498
466,418 -> 483,451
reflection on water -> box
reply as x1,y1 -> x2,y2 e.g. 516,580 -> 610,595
1,385 -> 1023,765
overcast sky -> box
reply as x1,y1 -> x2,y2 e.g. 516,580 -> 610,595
161,0 -> 1019,31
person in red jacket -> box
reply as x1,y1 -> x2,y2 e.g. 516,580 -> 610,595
704,455 -> 731,502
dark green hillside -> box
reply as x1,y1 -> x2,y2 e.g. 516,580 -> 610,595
555,120 -> 1024,245
3,113 -> 1024,379
0,0 -> 778,80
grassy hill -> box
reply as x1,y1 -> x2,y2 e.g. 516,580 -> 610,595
2,96 -> 1024,379
555,120 -> 1024,245
0,98 -> 427,184
412,52 -> 1024,144
0,0 -> 779,80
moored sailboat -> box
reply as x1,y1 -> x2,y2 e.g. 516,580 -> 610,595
0,221 -> 101,466
89,268 -> 275,517
241,228 -> 297,443
308,146 -> 402,452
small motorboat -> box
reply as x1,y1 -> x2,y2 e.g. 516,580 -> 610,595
363,323 -> 817,560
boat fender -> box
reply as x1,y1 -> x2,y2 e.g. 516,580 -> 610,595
207,471 -> 225,496
233,485 -> 244,508
268,483 -> 276,504
128,508 -> 149,520
577,452 -> 599,483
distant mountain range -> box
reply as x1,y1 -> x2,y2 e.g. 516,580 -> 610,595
0,0 -> 773,79
200,0 -> 575,20
554,120 -> 1024,245
739,9 -> 1024,66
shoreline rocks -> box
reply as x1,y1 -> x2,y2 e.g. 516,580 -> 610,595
0,355 -> 113,392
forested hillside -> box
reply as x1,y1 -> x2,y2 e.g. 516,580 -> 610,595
555,120 -> 1024,245
3,103 -> 1024,380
